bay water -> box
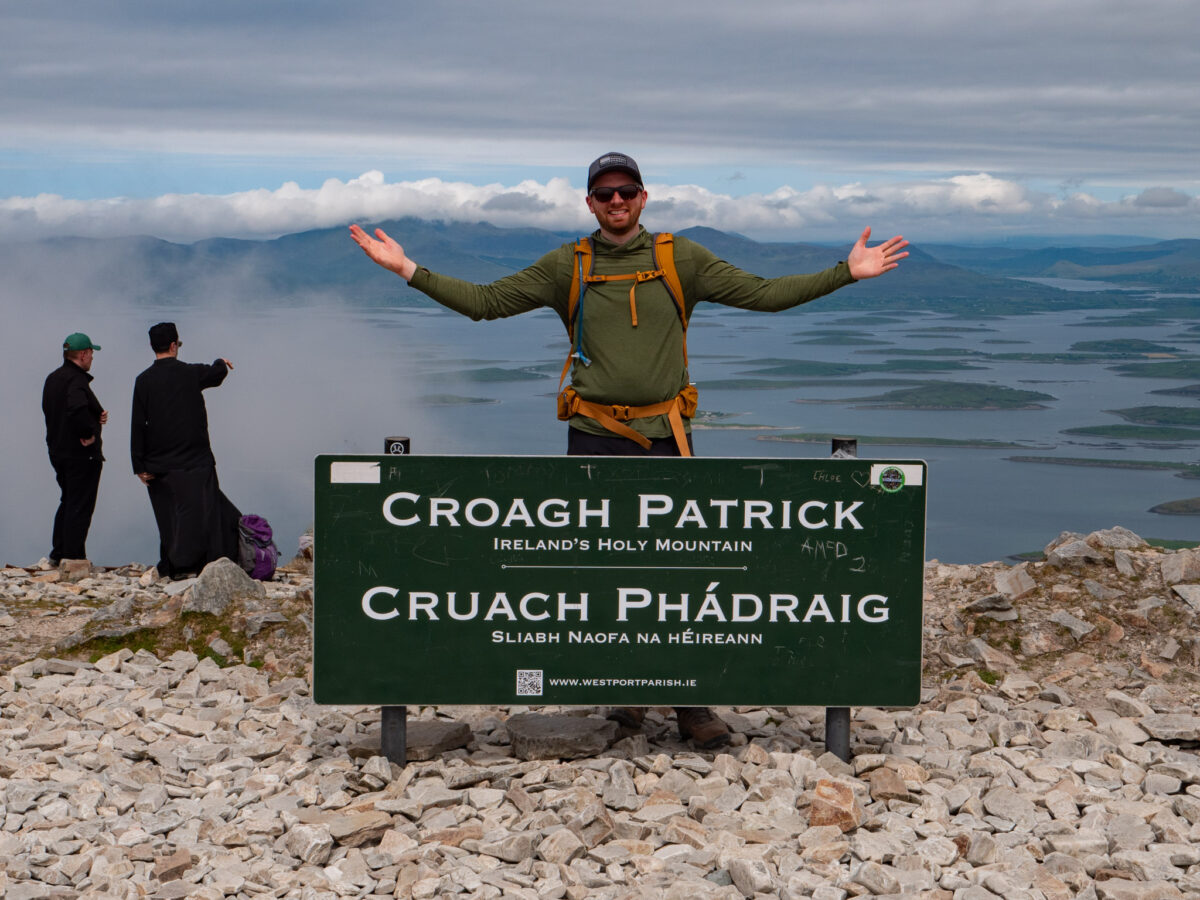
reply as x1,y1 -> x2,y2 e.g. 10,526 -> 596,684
6,293 -> 1200,567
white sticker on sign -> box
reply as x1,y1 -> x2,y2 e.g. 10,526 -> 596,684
870,463 -> 924,489
330,461 -> 381,484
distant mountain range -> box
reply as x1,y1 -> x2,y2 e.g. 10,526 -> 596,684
4,220 -> 1198,314
923,239 -> 1200,289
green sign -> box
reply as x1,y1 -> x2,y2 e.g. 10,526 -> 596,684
314,455 -> 926,707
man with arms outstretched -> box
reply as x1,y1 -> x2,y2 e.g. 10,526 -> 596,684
350,152 -> 908,747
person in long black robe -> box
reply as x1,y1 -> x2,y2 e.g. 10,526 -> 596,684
130,322 -> 241,578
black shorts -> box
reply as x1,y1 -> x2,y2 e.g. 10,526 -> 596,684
566,427 -> 694,457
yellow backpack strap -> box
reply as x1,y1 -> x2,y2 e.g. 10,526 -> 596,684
652,232 -> 689,365
560,237 -> 594,389
566,237 -> 593,348
651,233 -> 686,322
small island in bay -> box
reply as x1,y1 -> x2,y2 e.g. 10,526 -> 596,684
1069,338 -> 1183,356
795,381 -> 1055,410
1113,360 -> 1200,380
419,394 -> 500,406
1152,383 -> 1200,398
1149,497 -> 1200,516
793,333 -> 892,346
456,366 -> 550,382
741,359 -> 985,377
1062,425 -> 1200,441
1008,455 -> 1200,478
1107,406 -> 1200,427
759,432 -> 1036,449
691,411 -> 777,430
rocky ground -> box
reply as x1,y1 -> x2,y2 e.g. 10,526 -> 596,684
2,526 -> 1200,898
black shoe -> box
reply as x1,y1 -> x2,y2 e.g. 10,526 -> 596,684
676,707 -> 732,749
606,707 -> 647,731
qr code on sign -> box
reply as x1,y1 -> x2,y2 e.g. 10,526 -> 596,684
515,669 -> 543,696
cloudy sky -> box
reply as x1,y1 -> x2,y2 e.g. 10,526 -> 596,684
2,0 -> 1198,244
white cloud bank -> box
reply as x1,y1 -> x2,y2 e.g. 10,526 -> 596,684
2,171 -> 1197,245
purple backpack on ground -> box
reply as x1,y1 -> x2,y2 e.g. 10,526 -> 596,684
237,514 -> 279,580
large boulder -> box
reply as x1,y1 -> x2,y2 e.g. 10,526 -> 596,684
504,713 -> 618,760
184,557 -> 265,616
1086,526 -> 1148,550
1045,540 -> 1106,568
1161,549 -> 1200,586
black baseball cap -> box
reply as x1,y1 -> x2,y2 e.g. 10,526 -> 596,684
587,152 -> 642,191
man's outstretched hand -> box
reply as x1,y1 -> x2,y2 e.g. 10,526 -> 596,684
349,225 -> 418,281
847,227 -> 909,280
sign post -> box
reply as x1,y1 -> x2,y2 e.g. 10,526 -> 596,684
826,437 -> 858,762
315,454 -> 926,743
380,437 -> 411,765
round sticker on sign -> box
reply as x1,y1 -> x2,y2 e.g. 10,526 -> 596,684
879,466 -> 906,492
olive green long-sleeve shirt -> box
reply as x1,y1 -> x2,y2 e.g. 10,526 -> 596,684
409,227 -> 856,439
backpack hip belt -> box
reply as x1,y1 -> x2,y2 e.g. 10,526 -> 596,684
558,384 -> 698,456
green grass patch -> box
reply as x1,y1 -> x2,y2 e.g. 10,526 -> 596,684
76,609 -> 286,669
1148,537 -> 1200,549
83,629 -> 164,662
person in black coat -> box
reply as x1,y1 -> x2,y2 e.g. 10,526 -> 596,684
42,332 -> 108,563
131,322 -> 241,579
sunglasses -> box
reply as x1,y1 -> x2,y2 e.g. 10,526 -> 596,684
589,184 -> 642,203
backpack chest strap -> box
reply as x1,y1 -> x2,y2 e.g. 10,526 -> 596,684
583,268 -> 667,327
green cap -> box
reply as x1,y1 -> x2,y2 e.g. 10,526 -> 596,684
63,332 -> 101,351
